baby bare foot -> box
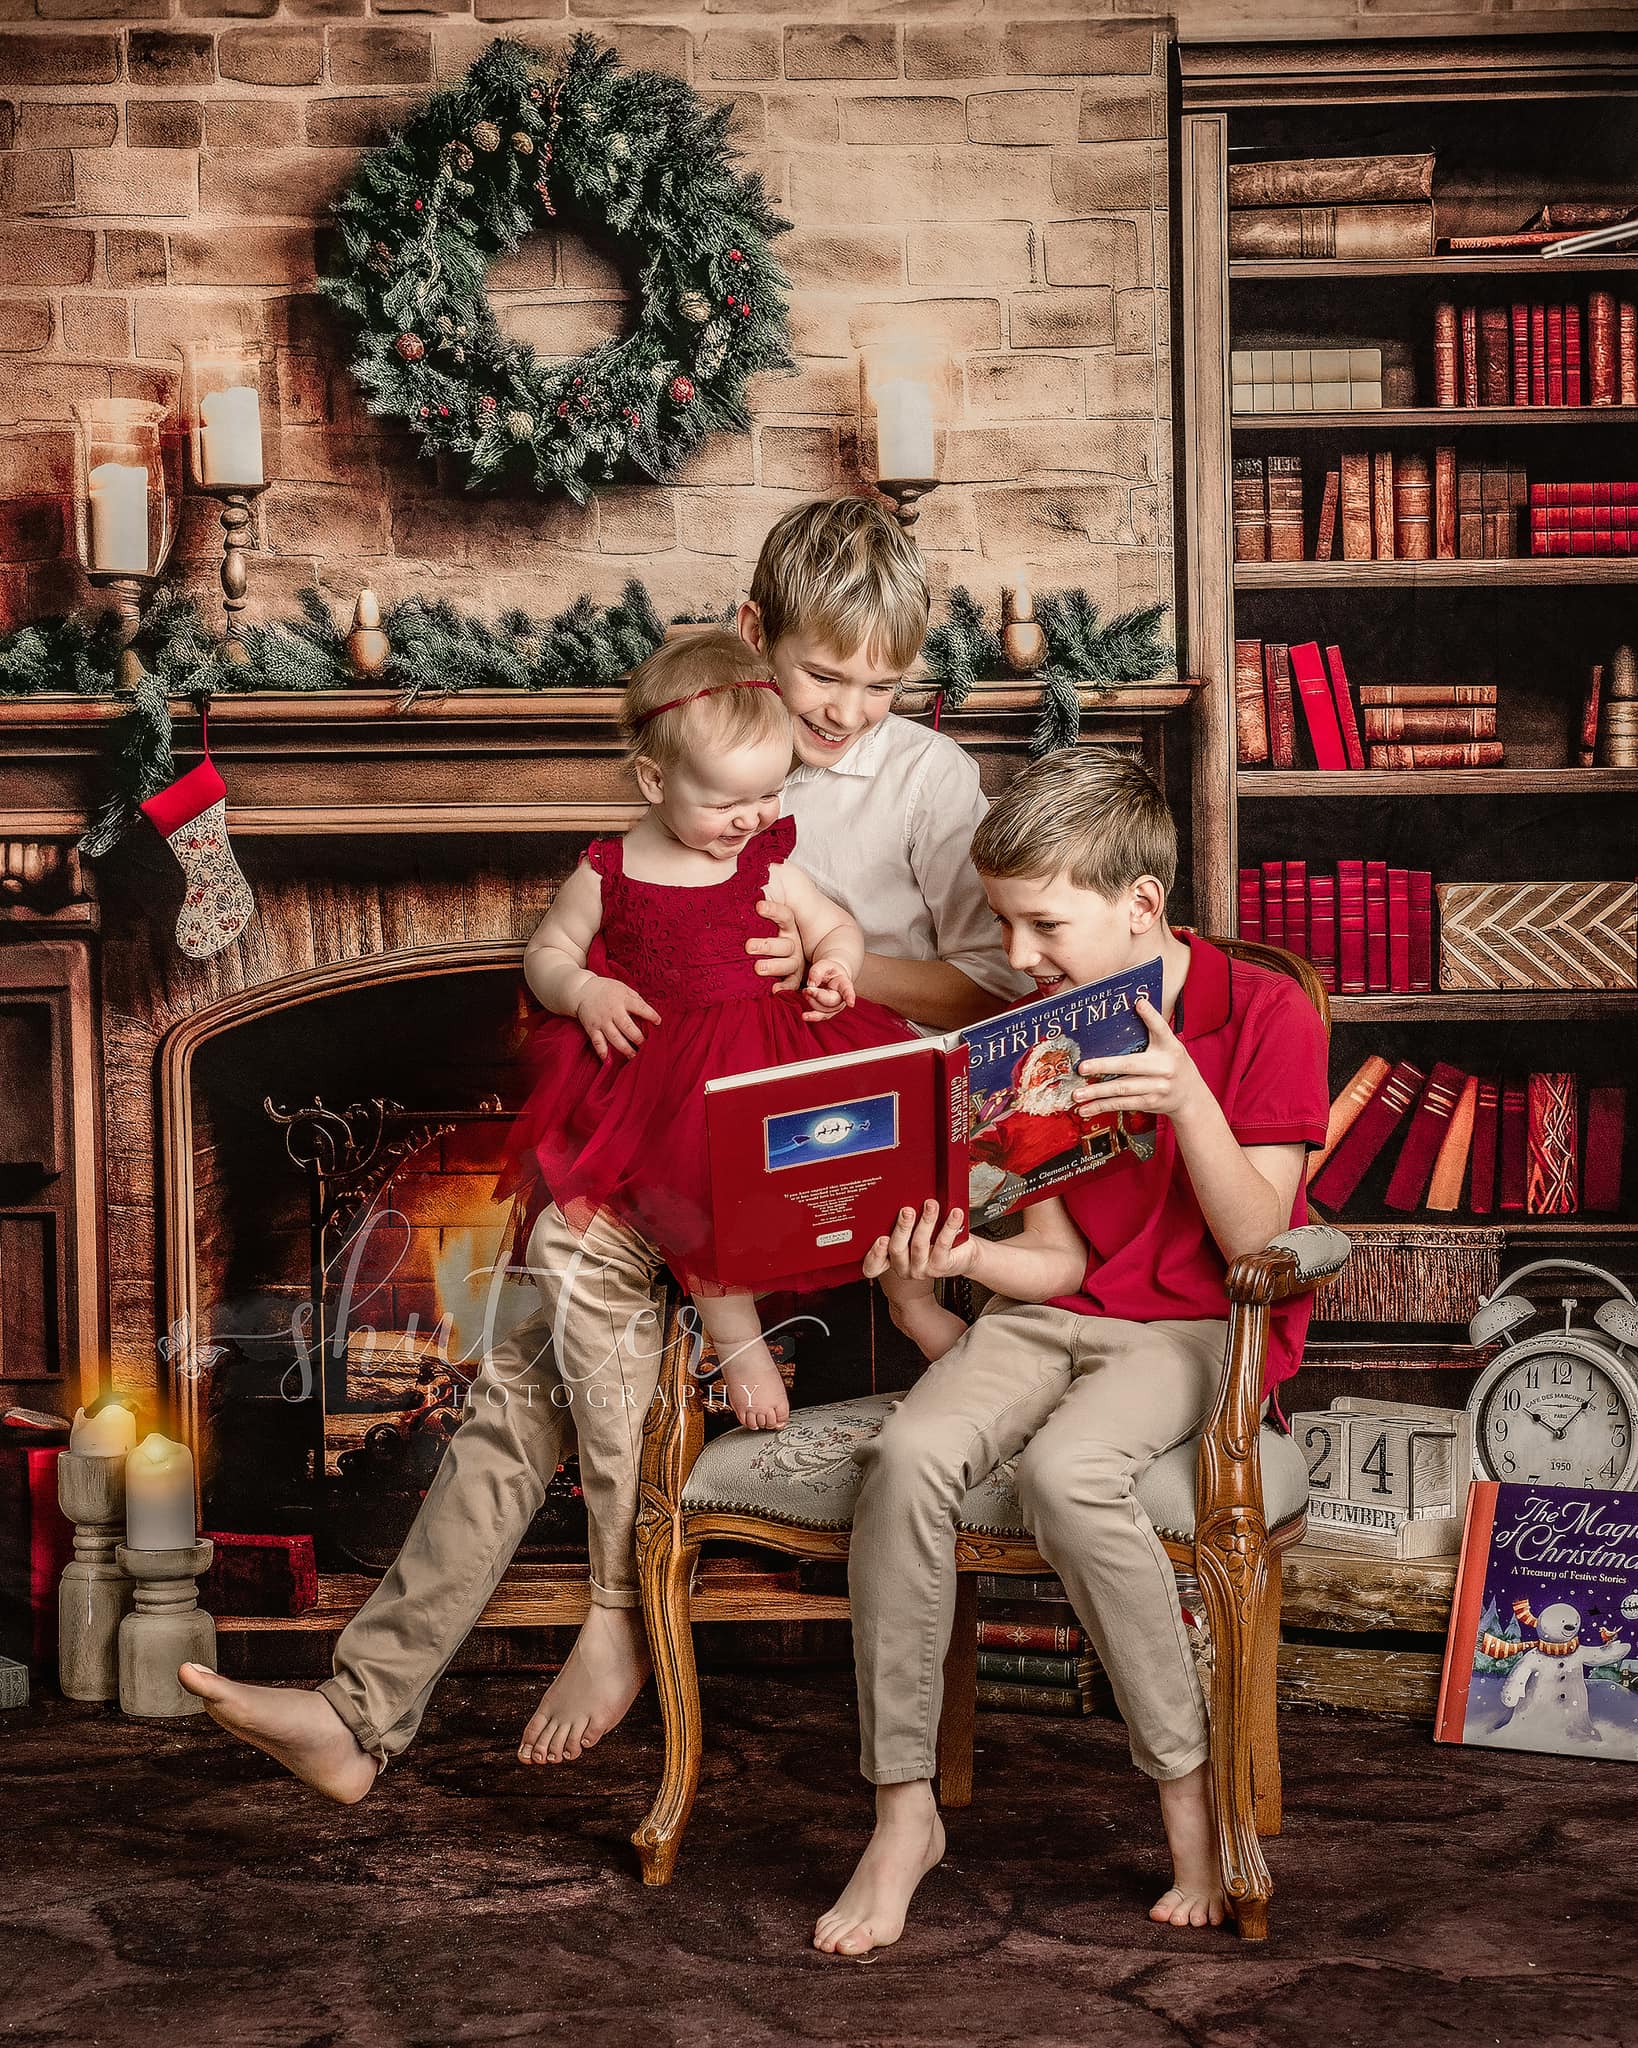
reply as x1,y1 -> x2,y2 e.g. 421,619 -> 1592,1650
177,1664 -> 381,1804
518,1603 -> 651,1765
721,1338 -> 790,1433
1151,1760 -> 1229,1929
814,1781 -> 946,1957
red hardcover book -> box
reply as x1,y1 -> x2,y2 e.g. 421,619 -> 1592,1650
1584,1086 -> 1626,1212
1590,290 -> 1616,406
1530,302 -> 1547,407
1384,1062 -> 1468,1212
1264,643 -> 1296,770
1308,874 -> 1336,992
1284,860 -> 1308,960
1435,445 -> 1458,559
1308,1058 -> 1427,1212
1468,1075 -> 1500,1214
1566,301 -> 1583,406
1387,867 -> 1411,992
1433,301 -> 1458,407
1526,1072 -> 1578,1216
1315,468 -> 1340,561
1372,450 -> 1396,559
1365,859 -> 1389,991
1369,743 -> 1505,769
976,1620 -> 1085,1654
1499,1079 -> 1528,1212
1288,641 -> 1348,769
1546,304 -> 1564,406
1237,867 -> 1262,942
1408,870 -> 1433,992
1308,1053 -> 1391,1184
1337,859 -> 1367,994
1579,665 -> 1604,766
1621,302 -> 1637,406
1510,302 -> 1529,405
1363,707 -> 1498,742
1460,305 -> 1479,408
1323,643 -> 1366,770
1261,860 -> 1285,950
705,958 -> 1162,1285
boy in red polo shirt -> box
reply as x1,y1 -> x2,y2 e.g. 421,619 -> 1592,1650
814,746 -> 1329,1958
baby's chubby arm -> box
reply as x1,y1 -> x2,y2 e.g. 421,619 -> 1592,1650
766,861 -> 867,1023
522,860 -> 660,1060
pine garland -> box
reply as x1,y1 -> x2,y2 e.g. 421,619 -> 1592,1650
321,35 -> 794,502
921,585 -> 1173,757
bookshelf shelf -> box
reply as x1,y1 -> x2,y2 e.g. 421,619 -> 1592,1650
1232,255 -> 1638,282
1323,1218 -> 1638,1241
1236,559 -> 1638,590
1329,992 -> 1638,1022
1233,407 -> 1638,431
1242,769 -> 1638,797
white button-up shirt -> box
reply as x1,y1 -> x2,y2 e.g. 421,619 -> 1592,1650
780,713 -> 1024,1005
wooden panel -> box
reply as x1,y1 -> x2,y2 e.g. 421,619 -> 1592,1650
1237,559 -> 1638,590
0,1214 -> 58,1379
1276,1642 -> 1443,1718
1283,1548 -> 1455,1636
0,1005 -> 59,1172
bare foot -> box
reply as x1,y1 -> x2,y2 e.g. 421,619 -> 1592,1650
1150,1761 -> 1229,1929
721,1336 -> 790,1433
518,1603 -> 651,1765
177,1664 -> 380,1804
814,1780 -> 946,1956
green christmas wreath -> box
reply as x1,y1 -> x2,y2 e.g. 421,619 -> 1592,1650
321,34 -> 794,501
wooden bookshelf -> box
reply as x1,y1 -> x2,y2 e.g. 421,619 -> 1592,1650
1235,407 -> 1638,430
1233,254 -> 1638,281
1328,991 -> 1638,1022
1236,559 -> 1638,589
1243,768 -> 1638,796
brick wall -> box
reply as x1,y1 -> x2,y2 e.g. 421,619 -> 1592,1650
0,8 -> 1177,640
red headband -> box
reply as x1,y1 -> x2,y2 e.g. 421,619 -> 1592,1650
635,677 -> 781,726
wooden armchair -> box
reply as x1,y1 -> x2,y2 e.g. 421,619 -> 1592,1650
631,941 -> 1349,1940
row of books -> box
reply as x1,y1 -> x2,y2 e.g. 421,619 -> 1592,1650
1584,645 -> 1638,768
1239,860 -> 1434,994
1530,482 -> 1638,555
1307,1060 -> 1627,1218
1231,346 -> 1384,414
1232,451 -> 1532,564
1226,151 -> 1435,261
1434,297 -> 1638,410
1236,639 -> 1503,772
974,1575 -> 1096,1717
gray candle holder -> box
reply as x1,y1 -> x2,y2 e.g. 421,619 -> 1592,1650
115,1539 -> 215,1718
56,1451 -> 136,1701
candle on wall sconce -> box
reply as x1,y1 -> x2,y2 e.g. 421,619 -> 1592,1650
71,397 -> 178,690
860,341 -> 952,536
184,342 -> 272,661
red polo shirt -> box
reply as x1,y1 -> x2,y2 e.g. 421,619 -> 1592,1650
1049,931 -> 1330,1394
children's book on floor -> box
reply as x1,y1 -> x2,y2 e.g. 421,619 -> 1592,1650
704,959 -> 1161,1288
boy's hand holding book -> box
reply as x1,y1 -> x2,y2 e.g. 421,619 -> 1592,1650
1071,998 -> 1202,1122
575,975 -> 662,1060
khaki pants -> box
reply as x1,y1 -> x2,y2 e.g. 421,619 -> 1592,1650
317,1203 -> 667,1767
849,1301 -> 1227,1786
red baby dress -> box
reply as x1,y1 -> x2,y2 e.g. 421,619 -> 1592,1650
498,816 -> 917,1294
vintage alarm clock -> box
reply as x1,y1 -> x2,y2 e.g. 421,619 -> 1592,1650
1467,1258 -> 1638,1489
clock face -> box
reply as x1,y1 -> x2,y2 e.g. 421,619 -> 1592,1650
1472,1337 -> 1638,1490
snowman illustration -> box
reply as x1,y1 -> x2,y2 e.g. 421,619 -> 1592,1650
1492,1598 -> 1631,1747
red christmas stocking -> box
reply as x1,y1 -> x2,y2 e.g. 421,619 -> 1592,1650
138,710 -> 254,959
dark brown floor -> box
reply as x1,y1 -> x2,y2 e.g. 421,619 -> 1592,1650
1,1669 -> 1633,2048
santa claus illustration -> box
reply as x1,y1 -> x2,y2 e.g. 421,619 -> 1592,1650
970,1033 -> 1156,1183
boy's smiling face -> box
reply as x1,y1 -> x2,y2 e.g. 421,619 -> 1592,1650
982,867 -> 1165,998
738,602 -> 901,769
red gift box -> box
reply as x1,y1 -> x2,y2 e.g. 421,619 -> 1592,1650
200,1531 -> 319,1617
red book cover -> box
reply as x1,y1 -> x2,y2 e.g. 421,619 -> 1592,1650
1590,290 -> 1616,406
1567,301 -> 1583,406
1288,641 -> 1348,769
1384,1062 -> 1468,1212
1510,302 -> 1529,405
1468,1075 -> 1500,1214
1408,870 -> 1433,992
1308,1058 -> 1427,1212
1526,1071 -> 1578,1216
1460,305 -> 1479,408
1433,1481 -> 1500,1747
1365,859 -> 1389,991
1264,643 -> 1296,770
1308,874 -> 1337,992
1261,859 -> 1285,950
1622,302 -> 1637,406
1237,866 -> 1262,943
1337,858 -> 1367,994
1479,307 -> 1511,407
1530,302 -> 1547,407
1284,859 -> 1308,961
1546,304 -> 1564,406
1387,867 -> 1411,992
1323,643 -> 1366,770
1499,1079 -> 1528,1212
1584,1086 -> 1626,1212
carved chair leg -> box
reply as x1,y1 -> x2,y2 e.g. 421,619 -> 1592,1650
1251,1552 -> 1283,1839
935,1570 -> 978,1810
631,1511 -> 703,1888
1197,1516 -> 1274,1941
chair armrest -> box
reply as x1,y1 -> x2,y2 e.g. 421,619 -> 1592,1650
638,1285 -> 709,1511
1226,1223 -> 1353,1309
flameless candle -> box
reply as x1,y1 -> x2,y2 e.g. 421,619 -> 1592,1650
70,1402 -> 137,1458
875,376 -> 936,479
125,1432 -> 196,1551
88,461 -> 151,573
198,384 -> 263,488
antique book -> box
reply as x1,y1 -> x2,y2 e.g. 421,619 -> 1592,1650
1436,881 -> 1638,991
1426,1075 -> 1480,1212
1308,1053 -> 1391,1183
1526,1071 -> 1578,1216
1308,1058 -> 1427,1211
1387,866 -> 1411,992
1237,865 -> 1262,942
1339,450 -> 1373,560
1590,290 -> 1617,406
1409,869 -> 1434,992
1579,666 -> 1604,767
1566,301 -> 1583,407
1385,1062 -> 1469,1212
1309,873 -> 1337,992
1457,461 -> 1484,559
1393,451 -> 1432,559
1530,302 -> 1547,407
1435,445 -> 1458,558
1232,456 -> 1267,561
1337,858 -> 1367,994
1228,153 -> 1434,207
1366,859 -> 1389,991
1446,201 -> 1638,249
1372,450 -> 1395,559
1288,641 -> 1348,768
1546,304 -> 1564,407
1479,307 -> 1511,406
1315,467 -> 1340,559
1499,1078 -> 1528,1211
1510,302 -> 1529,405
1263,642 -> 1296,769
1227,204 -> 1434,260
1583,1087 -> 1627,1213
976,1619 -> 1085,1654
1284,859 -> 1308,962
1358,684 -> 1497,705
1363,707 -> 1498,741
1468,1075 -> 1501,1215
1461,305 -> 1480,409
1370,743 -> 1505,769
976,1679 -> 1091,1717
1261,858 -> 1286,950
1323,643 -> 1366,769
1234,639 -> 1269,765
1622,302 -> 1637,406
977,1649 -> 1084,1687
1433,301 -> 1458,408
1266,452 -> 1305,562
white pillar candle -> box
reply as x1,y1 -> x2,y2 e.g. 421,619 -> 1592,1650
88,462 -> 151,573
125,1432 -> 196,1551
70,1402 -> 137,1457
199,384 -> 263,487
875,375 -> 935,479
